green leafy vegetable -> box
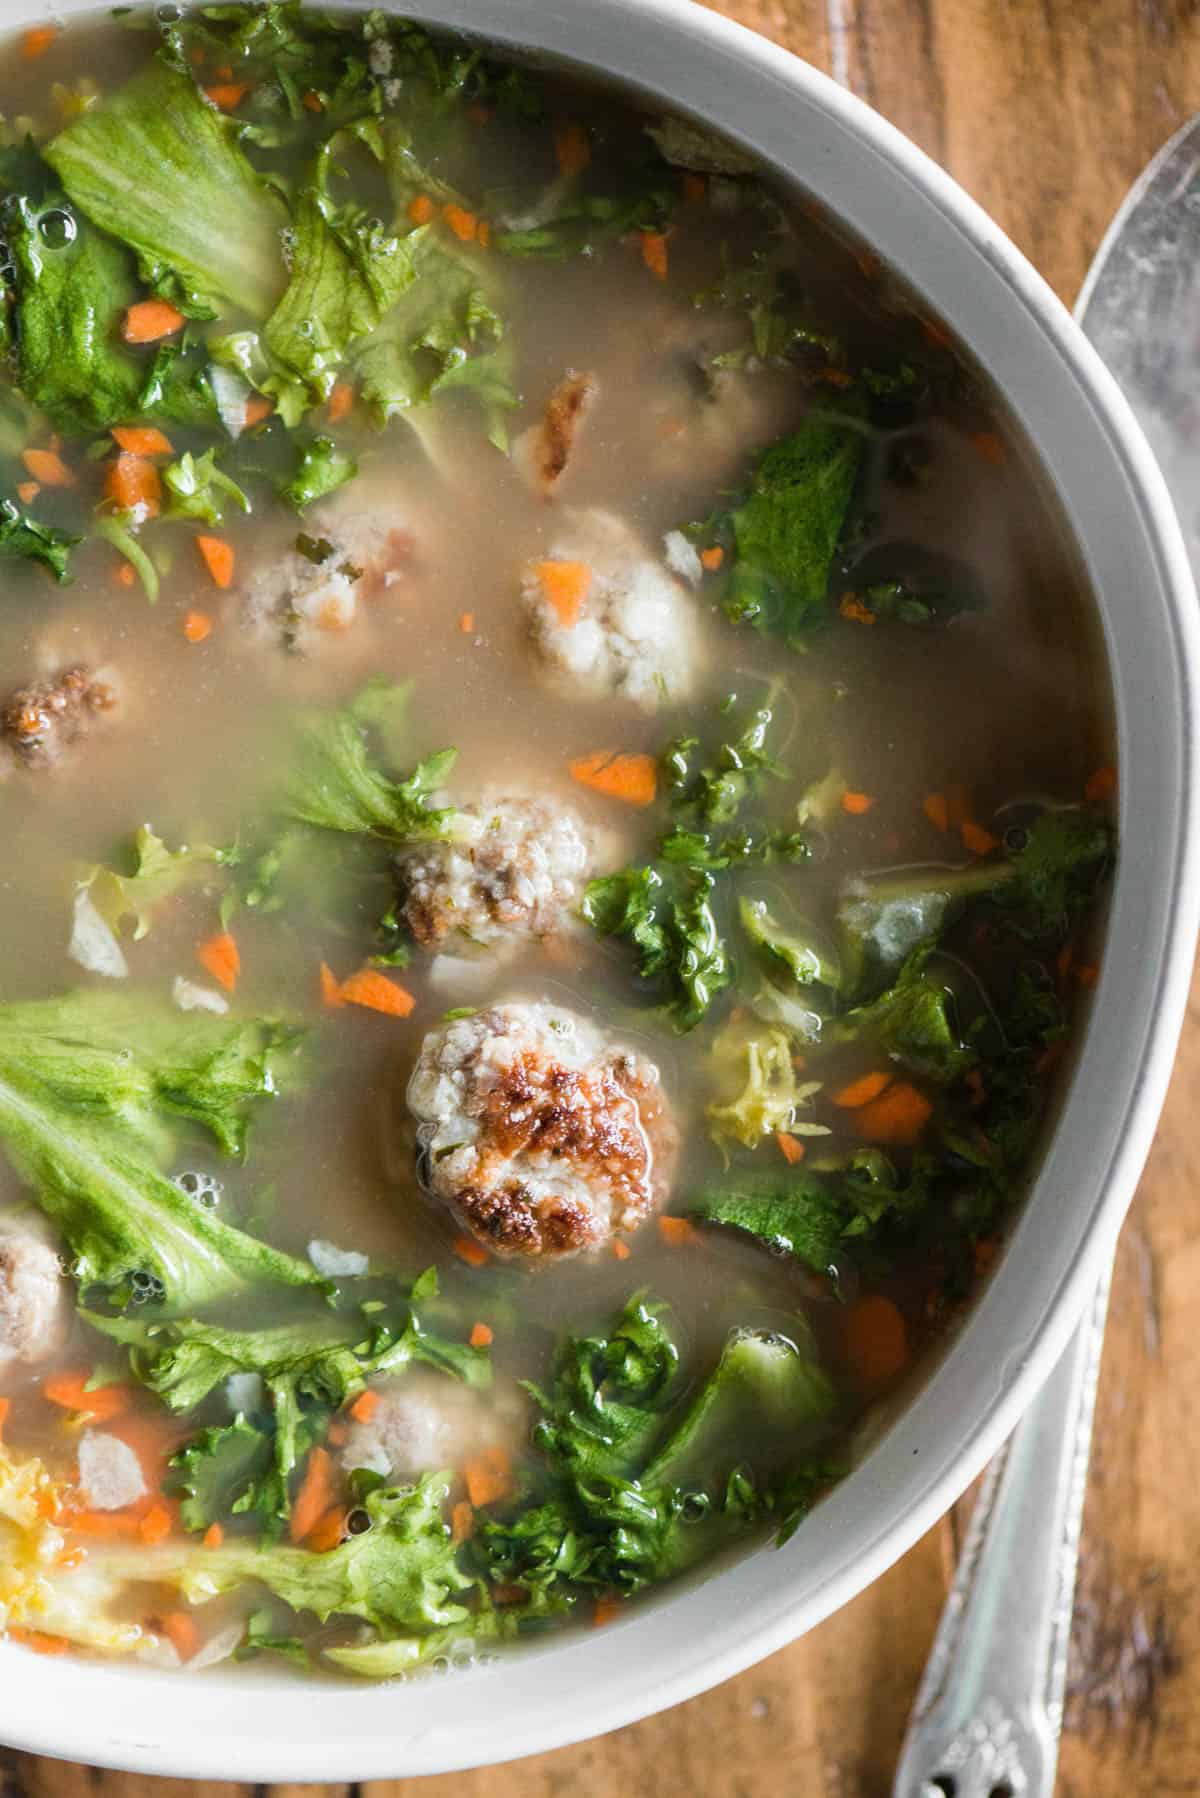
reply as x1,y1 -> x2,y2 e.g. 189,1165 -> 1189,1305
0,497 -> 79,581
688,1162 -> 925,1273
645,117 -> 759,177
79,825 -> 223,941
706,1013 -> 827,1151
694,250 -> 843,371
279,435 -> 358,510
162,449 -> 250,525
581,865 -> 730,1033
832,947 -> 972,1082
283,687 -> 458,843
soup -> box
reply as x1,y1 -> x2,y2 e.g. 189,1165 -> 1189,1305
0,2 -> 1112,1679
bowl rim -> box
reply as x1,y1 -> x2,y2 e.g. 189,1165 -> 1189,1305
3,0 -> 1198,1780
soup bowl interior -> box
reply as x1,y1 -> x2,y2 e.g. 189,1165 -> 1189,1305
1,0 -> 1197,1779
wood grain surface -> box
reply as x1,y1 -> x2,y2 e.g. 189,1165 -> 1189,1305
7,5 -> 1200,1795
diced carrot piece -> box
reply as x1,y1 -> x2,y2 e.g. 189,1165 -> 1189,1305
326,1420 -> 348,1448
43,1371 -> 131,1420
776,1132 -> 806,1165
204,83 -> 250,111
338,967 -> 416,1017
55,1546 -> 87,1572
22,26 -> 58,58
108,1412 -> 190,1488
453,1234 -> 489,1269
451,1499 -> 475,1543
682,173 -> 707,204
106,452 -> 161,515
348,1390 -> 379,1425
139,1502 -> 174,1546
700,545 -> 725,571
183,611 -> 212,644
9,1629 -> 69,1655
971,431 -> 1006,466
408,194 -> 436,226
923,792 -> 950,832
593,1596 -> 624,1627
122,300 -> 185,344
160,1612 -> 201,1663
306,1505 -> 349,1553
327,381 -> 354,424
922,315 -> 954,349
443,203 -> 478,242
195,534 -> 235,590
658,1215 -> 698,1246
854,1082 -> 933,1146
476,220 -> 491,249
459,611 -> 475,633
0,1397 -> 9,1440
1085,764 -> 1116,803
469,1321 -> 494,1349
641,231 -> 669,279
554,122 -> 591,177
960,820 -> 999,856
302,89 -> 324,113
116,564 -> 136,588
464,1444 -> 513,1509
15,480 -> 39,504
319,962 -> 344,1008
845,1295 -> 908,1384
816,366 -> 855,388
196,931 -> 240,992
243,394 -> 274,427
65,1510 -> 142,1539
612,1238 -> 632,1261
832,1070 -> 893,1110
568,751 -> 658,808
839,593 -> 875,625
22,447 -> 74,488
1076,962 -> 1099,988
290,1446 -> 336,1545
841,790 -> 875,816
534,558 -> 592,626
111,426 -> 173,456
202,1522 -> 224,1550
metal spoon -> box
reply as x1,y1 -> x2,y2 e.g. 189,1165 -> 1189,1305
892,113 -> 1200,1798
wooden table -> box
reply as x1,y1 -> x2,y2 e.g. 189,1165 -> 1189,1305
8,5 -> 1200,1795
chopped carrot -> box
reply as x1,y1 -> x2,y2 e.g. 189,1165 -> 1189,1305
290,1446 -> 336,1545
65,1510 -> 142,1539
841,790 -> 875,816
21,447 -> 74,488
832,1070 -> 892,1109
845,1295 -> 908,1384
55,1546 -> 86,1572
302,89 -> 324,113
408,193 -> 436,226
9,1629 -> 69,1655
922,316 -> 954,348
612,1238 -> 632,1261
970,431 -> 1006,466
306,1504 -> 349,1553
554,122 -> 591,177
215,64 -> 233,79
854,1081 -> 933,1146
243,394 -> 274,427
22,26 -> 58,58
944,783 -> 972,828
469,1321 -> 494,1349
327,381 -> 354,424
183,611 -> 212,644
960,820 -> 999,856
568,750 -> 658,808
534,558 -> 592,626
202,1522 -> 224,1550
454,1235 -> 490,1270
111,425 -> 173,456
477,220 -> 491,249
116,564 -> 136,588
593,1596 -> 623,1628
106,452 -> 161,516
195,533 -> 235,590
640,231 -> 669,279
443,203 -> 478,242
338,967 -> 416,1017
658,1215 -> 698,1246
204,82 -> 250,111
15,480 -> 39,505
459,611 -> 475,633
776,1132 -> 806,1165
349,1390 -> 380,1425
682,173 -> 707,205
139,1503 -> 174,1546
1076,962 -> 1099,988
923,792 -> 950,832
451,1499 -> 475,1543
1085,764 -> 1116,803
700,545 -> 725,571
464,1444 -> 513,1509
317,597 -> 352,633
160,1612 -> 201,1663
43,1371 -> 131,1420
839,593 -> 875,625
319,962 -> 344,1008
326,1419 -> 348,1447
196,931 -> 240,992
121,300 -> 185,344
109,1412 -> 191,1487
0,1397 -> 8,1440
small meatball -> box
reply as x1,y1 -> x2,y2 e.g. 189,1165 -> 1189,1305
521,507 -> 703,711
513,370 -> 598,496
76,1430 -> 147,1512
0,1227 -> 66,1373
2,666 -> 117,771
407,1001 -> 678,1259
340,1373 -> 519,1480
396,794 -> 591,954
242,515 -> 414,653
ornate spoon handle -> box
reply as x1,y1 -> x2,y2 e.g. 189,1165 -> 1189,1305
891,1266 -> 1112,1798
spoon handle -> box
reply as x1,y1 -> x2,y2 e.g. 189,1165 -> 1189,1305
891,1266 -> 1112,1798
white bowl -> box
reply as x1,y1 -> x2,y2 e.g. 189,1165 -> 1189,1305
4,0 -> 1198,1778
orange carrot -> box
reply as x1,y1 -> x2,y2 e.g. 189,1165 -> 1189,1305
922,315 -> 953,349
195,533 -> 235,590
451,1499 -> 475,1543
612,1238 -> 632,1261
43,1371 -> 131,1420
841,790 -> 875,816
568,751 -> 658,808
290,1446 -> 336,1545
1085,764 -> 1116,803
682,173 -> 707,205
0,1397 -> 8,1440
348,1390 -> 379,1425
204,82 -> 250,111
196,931 -> 240,992
139,1502 -> 174,1546
640,231 -> 669,280
22,26 -> 58,58
243,394 -> 274,428
469,1321 -> 494,1349
326,1419 -> 348,1447
55,1546 -> 87,1572
970,431 -> 1006,466
815,366 -> 855,388
65,1510 -> 142,1539
306,1504 -> 349,1553
319,962 -> 344,1008
111,426 -> 173,456
338,967 -> 416,1017
922,792 -> 950,833
302,89 -> 324,113
854,1081 -> 933,1146
21,447 -> 74,488
116,564 -> 136,588
327,382 -> 354,424
534,558 -> 592,626
183,611 -> 212,644
459,611 -> 475,633
464,1444 -> 513,1509
122,300 -> 185,344
9,1629 -> 69,1655
408,194 -> 436,226
554,122 -> 591,177
845,1295 -> 908,1384
776,1132 -> 806,1165
832,1070 -> 892,1110
839,594 -> 875,625
443,203 -> 478,242
454,1234 -> 489,1269
593,1596 -> 623,1628
15,480 -> 39,504
476,219 -> 491,249
202,1522 -> 224,1550
161,1611 -> 201,1662
109,1412 -> 191,1488
700,545 -> 725,571
658,1215 -> 698,1247
106,452 -> 161,515
1075,962 -> 1099,988
960,820 -> 999,857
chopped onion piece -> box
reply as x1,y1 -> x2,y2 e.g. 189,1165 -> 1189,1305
69,887 -> 129,979
308,1238 -> 369,1278
226,1372 -> 264,1415
185,1620 -> 246,1673
172,976 -> 229,1016
210,363 -> 254,440
663,530 -> 702,588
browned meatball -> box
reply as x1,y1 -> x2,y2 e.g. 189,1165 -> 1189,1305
3,666 -> 117,770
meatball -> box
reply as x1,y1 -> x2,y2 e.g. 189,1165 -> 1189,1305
242,513 -> 414,653
407,1001 -> 677,1259
2,666 -> 117,770
396,794 -> 591,954
0,1227 -> 65,1374
76,1431 -> 147,1512
340,1373 -> 521,1480
520,507 -> 702,711
512,370 -> 598,496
